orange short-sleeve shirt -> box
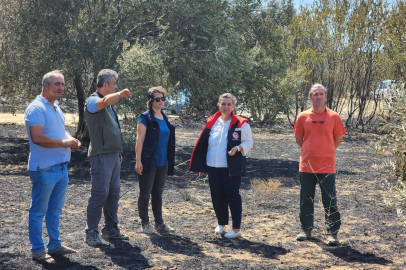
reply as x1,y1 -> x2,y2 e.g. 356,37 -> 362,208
293,108 -> 346,174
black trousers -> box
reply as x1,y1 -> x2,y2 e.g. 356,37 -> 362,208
137,165 -> 168,224
207,166 -> 242,229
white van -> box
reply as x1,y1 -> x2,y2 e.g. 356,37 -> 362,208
371,80 -> 404,99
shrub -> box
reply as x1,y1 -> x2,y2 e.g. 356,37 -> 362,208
373,93 -> 406,227
250,178 -> 281,206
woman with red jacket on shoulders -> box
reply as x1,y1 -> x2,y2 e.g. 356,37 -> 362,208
189,93 -> 253,238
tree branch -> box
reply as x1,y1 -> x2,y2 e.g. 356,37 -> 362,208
182,50 -> 215,54
117,28 -> 160,50
110,15 -> 128,39
124,20 -> 156,40
137,29 -> 160,39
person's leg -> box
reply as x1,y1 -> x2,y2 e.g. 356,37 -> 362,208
220,169 -> 242,230
46,163 -> 69,252
317,173 -> 341,234
103,153 -> 121,229
86,154 -> 112,232
299,172 -> 317,230
138,165 -> 158,224
151,165 -> 168,225
207,166 -> 229,226
29,169 -> 55,254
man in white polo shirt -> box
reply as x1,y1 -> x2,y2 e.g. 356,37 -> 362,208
24,70 -> 81,263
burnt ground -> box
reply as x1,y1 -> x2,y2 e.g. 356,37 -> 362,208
0,121 -> 405,270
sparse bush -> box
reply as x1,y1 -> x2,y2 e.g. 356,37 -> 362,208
373,92 -> 406,227
250,178 -> 281,206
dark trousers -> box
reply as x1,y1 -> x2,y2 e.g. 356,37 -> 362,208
138,165 -> 168,224
87,153 -> 121,232
299,172 -> 341,234
207,166 -> 242,229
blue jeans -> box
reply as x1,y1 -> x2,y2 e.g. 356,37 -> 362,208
28,163 -> 69,254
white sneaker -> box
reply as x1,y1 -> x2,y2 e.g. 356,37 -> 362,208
224,230 -> 241,238
214,225 -> 224,234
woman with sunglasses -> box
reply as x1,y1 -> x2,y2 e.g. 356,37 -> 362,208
135,86 -> 176,233
189,93 -> 253,238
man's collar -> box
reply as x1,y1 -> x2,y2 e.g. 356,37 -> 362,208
36,95 -> 59,106
311,106 -> 326,113
95,91 -> 104,98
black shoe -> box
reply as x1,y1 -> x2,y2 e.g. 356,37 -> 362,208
154,223 -> 175,232
101,227 -> 129,240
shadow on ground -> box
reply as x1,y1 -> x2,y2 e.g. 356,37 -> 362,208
312,238 -> 392,265
99,240 -> 150,269
208,238 -> 289,259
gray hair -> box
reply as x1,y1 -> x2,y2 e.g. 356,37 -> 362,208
42,70 -> 63,86
97,69 -> 118,88
218,93 -> 237,106
309,83 -> 327,96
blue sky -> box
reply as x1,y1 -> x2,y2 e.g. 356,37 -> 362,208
293,0 -> 313,10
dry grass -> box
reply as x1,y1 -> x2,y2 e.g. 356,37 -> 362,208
0,113 -> 79,126
0,112 -> 179,127
250,177 -> 281,206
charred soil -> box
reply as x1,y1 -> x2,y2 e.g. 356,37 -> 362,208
0,122 -> 405,269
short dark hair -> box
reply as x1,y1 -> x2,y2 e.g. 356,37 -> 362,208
147,86 -> 167,110
97,69 -> 118,88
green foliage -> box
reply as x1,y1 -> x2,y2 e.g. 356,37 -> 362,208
115,0 -> 296,124
289,0 -> 389,128
0,0 -> 297,133
373,93 -> 406,224
374,94 -> 406,181
381,1 -> 406,82
3,0 -> 406,133
159,0 -> 249,115
238,1 -> 295,121
117,41 -> 169,142
0,0 -> 83,111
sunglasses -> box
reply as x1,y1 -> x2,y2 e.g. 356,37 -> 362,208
310,108 -> 326,123
152,97 -> 166,102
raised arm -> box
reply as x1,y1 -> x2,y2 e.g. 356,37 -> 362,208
96,89 -> 132,111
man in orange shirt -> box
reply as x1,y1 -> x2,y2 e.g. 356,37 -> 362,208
293,83 -> 346,246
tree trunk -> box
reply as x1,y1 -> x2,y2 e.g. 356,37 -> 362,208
73,73 -> 90,141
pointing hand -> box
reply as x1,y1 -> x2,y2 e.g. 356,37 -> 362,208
120,89 -> 132,98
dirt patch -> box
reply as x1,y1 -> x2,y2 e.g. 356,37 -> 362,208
0,122 -> 405,269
